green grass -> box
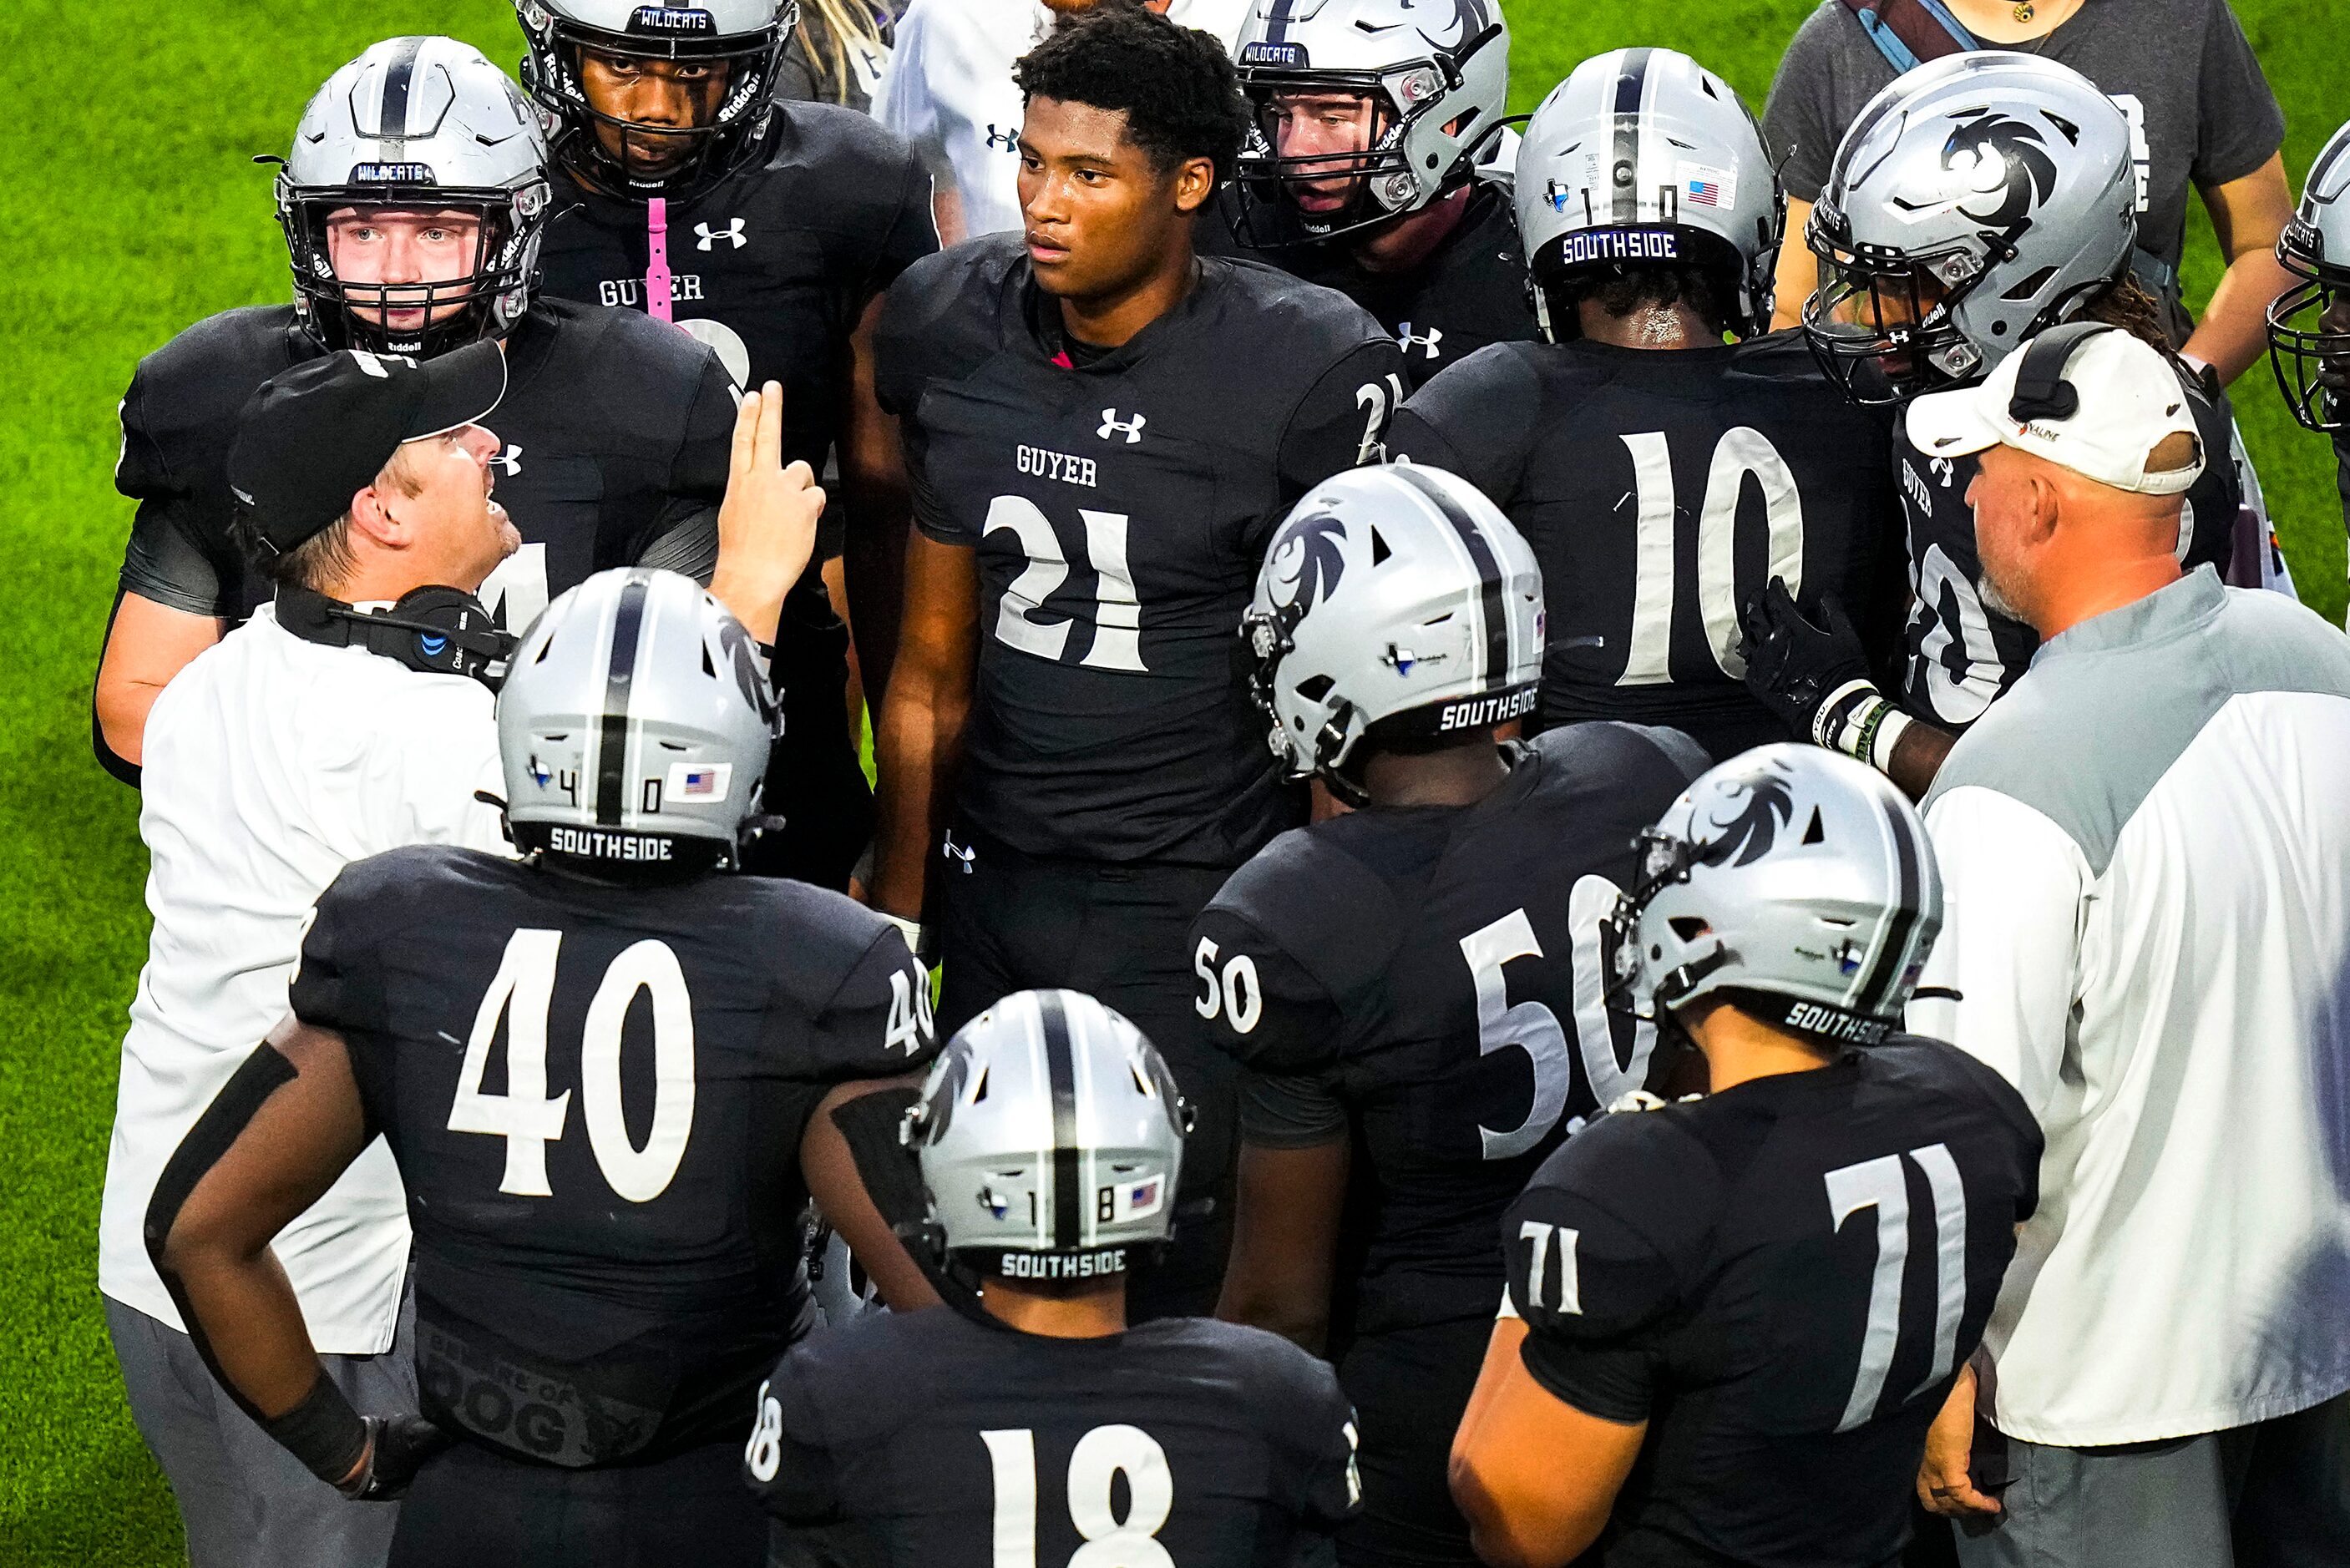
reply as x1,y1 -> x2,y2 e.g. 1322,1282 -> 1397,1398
1,2 -> 2342,1560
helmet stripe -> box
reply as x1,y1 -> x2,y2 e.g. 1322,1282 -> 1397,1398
1610,48 -> 1655,225
1264,0 -> 1301,45
593,574 -> 650,826
1386,464 -> 1509,685
1037,990 -> 1083,1252
1855,789 -> 1922,1016
375,36 -> 428,141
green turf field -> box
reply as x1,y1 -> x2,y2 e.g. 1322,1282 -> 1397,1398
2,1 -> 2343,1559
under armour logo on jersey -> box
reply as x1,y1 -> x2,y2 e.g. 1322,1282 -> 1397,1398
984,124 -> 1019,152
1097,409 -> 1147,444
695,219 -> 747,250
1929,457 -> 1956,488
1396,322 -> 1445,359
489,444 -> 523,477
942,831 -> 975,873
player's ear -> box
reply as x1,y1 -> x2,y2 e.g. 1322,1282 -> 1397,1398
1172,154 -> 1218,215
345,478 -> 403,550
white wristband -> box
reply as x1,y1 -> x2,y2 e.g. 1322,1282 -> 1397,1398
879,913 -> 924,955
1868,708 -> 1913,775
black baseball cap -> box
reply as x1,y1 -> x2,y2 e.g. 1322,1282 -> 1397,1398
227,340 -> 507,557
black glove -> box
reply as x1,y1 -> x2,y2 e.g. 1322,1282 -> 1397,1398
338,1414 -> 453,1501
1737,578 -> 1873,741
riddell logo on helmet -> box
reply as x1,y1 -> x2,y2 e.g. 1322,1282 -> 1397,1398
1438,687 -> 1537,731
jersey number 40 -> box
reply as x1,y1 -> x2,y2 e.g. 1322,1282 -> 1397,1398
448,928 -> 697,1203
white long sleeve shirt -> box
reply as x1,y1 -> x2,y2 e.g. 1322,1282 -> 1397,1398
874,0 -> 1253,244
1912,569 -> 2350,1445
99,606 -> 508,1353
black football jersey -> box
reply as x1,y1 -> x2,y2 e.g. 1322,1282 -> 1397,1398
1190,725 -> 1709,1339
1893,365 -> 2241,730
747,1305 -> 1360,1565
290,847 -> 937,1469
874,236 -> 1408,865
1503,1039 -> 2042,1568
1201,183 -> 1540,391
113,299 -> 734,630
537,100 -> 937,480
1388,334 -> 1907,762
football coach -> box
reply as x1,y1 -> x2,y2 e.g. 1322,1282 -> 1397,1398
1902,323 -> 2350,1564
97,341 -> 818,1568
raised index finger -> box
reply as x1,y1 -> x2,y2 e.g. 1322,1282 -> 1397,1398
731,385 -> 762,483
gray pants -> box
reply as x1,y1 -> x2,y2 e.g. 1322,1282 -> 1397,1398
106,1294 -> 416,1568
1954,1388 -> 2350,1568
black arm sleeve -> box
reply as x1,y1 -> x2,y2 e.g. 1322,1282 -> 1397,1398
1238,1067 -> 1350,1149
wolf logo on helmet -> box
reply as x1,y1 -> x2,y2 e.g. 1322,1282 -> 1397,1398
1264,512 -> 1350,620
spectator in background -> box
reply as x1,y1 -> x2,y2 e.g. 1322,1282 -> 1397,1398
775,0 -> 901,113
1903,324 -> 2350,1563
1761,0 -> 2294,387
875,0 -> 1251,244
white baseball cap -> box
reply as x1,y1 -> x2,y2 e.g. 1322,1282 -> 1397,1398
1905,324 -> 2205,496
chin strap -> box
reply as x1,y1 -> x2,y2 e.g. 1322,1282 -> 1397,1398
646,195 -> 674,326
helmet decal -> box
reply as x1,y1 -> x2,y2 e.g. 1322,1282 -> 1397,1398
1264,512 -> 1350,624
1942,114 -> 2059,230
1696,757 -> 1796,869
1401,0 -> 1490,49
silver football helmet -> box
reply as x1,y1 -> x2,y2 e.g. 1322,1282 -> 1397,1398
1230,0 -> 1511,245
516,0 -> 794,197
1242,463 -> 1542,805
499,568 -> 780,872
1606,746 -> 1942,1048
1805,52 -> 2137,404
2268,119 -> 2350,432
1517,48 -> 1782,341
901,990 -> 1191,1280
280,38 -> 554,357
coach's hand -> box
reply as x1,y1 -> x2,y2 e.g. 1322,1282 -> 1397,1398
709,381 -> 824,646
337,1414 -> 453,1502
1917,1364 -> 2001,1520
1737,578 -> 1871,740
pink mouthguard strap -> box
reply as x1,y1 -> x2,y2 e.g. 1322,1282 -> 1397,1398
646,196 -> 675,325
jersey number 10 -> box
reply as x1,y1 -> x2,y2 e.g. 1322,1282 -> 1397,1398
1615,427 -> 1804,685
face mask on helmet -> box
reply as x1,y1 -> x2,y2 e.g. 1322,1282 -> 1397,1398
1800,212 -> 1989,406
518,0 -> 793,198
2269,218 -> 2350,432
284,191 -> 546,357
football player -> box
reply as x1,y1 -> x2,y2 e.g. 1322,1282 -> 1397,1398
145,569 -> 939,1566
1207,0 -> 1535,388
1193,465 -> 1707,1567
522,0 -> 940,891
1385,48 -> 1905,765
866,3 -> 1405,1315
745,987 -> 1363,1565
1747,53 -> 2247,797
95,38 -> 742,784
1449,746 -> 2042,1568
2266,117 -> 2350,561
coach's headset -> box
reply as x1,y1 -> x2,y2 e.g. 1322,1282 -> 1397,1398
275,582 -> 515,689
2006,320 -> 2120,423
